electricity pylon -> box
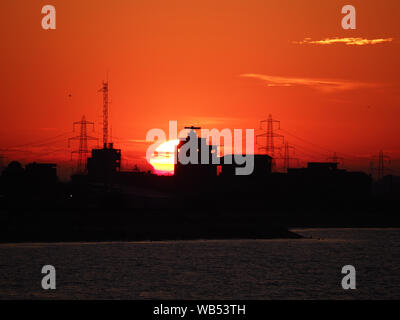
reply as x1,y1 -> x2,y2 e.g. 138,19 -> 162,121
327,152 -> 344,168
68,115 -> 98,173
256,114 -> 284,171
377,150 -> 390,180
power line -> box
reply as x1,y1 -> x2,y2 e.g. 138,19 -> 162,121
279,128 -> 373,163
0,132 -> 69,150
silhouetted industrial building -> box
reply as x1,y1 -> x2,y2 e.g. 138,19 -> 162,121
87,143 -> 121,183
286,162 -> 371,203
220,154 -> 272,177
173,127 -> 273,181
174,127 -> 218,180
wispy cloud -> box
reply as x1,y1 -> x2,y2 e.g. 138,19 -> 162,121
241,74 -> 377,92
293,37 -> 393,46
127,139 -> 151,144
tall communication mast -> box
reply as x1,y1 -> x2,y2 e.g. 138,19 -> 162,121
99,80 -> 109,148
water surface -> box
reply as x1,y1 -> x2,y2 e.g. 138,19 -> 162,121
0,228 -> 399,299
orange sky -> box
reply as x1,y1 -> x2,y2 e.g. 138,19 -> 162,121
0,0 -> 399,177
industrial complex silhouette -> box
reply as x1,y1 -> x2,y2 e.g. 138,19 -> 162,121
1,81 -> 399,243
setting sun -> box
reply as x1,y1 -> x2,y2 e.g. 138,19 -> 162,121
149,139 -> 180,175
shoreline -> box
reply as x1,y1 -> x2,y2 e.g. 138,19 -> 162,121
0,230 -> 303,244
1,226 -> 400,245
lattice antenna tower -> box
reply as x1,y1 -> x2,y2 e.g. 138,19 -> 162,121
98,80 -> 109,148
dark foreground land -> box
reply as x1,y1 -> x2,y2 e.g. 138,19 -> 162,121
1,203 -> 400,243
0,209 -> 302,243
1,172 -> 399,243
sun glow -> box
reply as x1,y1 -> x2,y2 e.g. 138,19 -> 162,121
149,139 -> 179,175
